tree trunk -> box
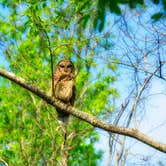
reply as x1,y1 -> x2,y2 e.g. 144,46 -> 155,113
58,122 -> 69,166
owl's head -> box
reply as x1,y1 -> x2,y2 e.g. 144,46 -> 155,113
57,59 -> 75,78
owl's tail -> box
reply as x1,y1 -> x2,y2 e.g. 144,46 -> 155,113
56,108 -> 69,123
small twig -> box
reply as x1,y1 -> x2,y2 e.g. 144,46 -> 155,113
0,158 -> 9,166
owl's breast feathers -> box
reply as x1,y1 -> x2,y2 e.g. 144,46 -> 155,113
55,79 -> 75,103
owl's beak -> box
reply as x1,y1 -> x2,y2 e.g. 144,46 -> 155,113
64,68 -> 68,72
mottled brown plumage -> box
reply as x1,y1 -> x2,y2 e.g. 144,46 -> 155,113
54,60 -> 76,122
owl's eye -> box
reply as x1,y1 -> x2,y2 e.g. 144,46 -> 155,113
60,65 -> 65,68
67,64 -> 72,68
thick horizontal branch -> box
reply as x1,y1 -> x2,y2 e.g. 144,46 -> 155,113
0,68 -> 166,153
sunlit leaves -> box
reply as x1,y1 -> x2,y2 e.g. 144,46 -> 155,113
0,0 -> 119,165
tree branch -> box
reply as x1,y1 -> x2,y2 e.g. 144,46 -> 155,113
0,68 -> 166,153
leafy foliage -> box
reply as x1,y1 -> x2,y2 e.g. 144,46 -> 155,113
53,0 -> 166,31
0,0 -> 118,165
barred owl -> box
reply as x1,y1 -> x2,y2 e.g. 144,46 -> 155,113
53,60 -> 76,122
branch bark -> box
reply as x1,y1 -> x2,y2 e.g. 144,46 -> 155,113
0,68 -> 166,153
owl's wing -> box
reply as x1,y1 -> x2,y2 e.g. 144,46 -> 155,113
70,83 -> 76,106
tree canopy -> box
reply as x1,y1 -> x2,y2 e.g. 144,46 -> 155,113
0,0 -> 166,165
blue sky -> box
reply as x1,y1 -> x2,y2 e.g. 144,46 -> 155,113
95,78 -> 166,165
94,3 -> 166,165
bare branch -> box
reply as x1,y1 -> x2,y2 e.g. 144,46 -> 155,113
0,158 -> 9,166
0,68 -> 166,153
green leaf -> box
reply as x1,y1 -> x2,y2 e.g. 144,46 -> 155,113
151,12 -> 164,20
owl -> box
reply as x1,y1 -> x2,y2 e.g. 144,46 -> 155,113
53,59 -> 76,122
